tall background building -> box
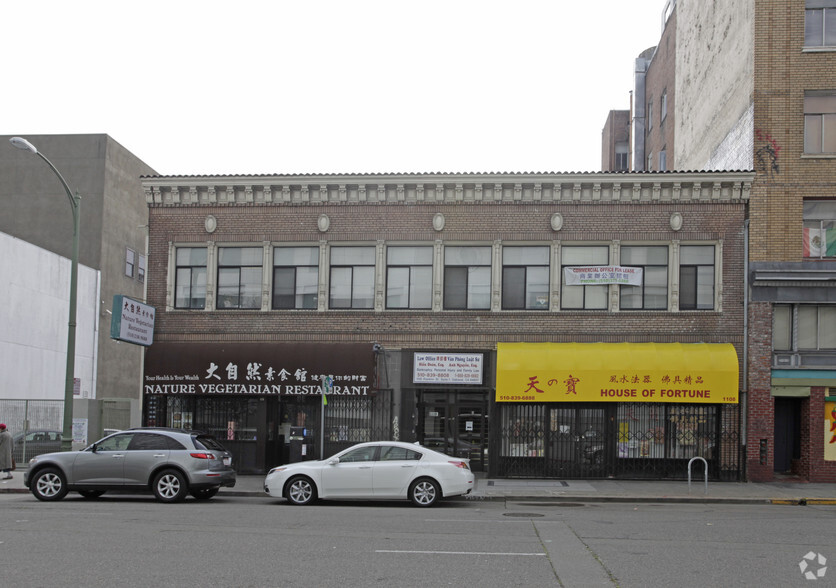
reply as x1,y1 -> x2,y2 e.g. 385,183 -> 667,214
1,134 -> 156,444
604,0 -> 836,482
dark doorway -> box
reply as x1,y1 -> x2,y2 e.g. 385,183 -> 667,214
418,390 -> 489,472
773,397 -> 802,473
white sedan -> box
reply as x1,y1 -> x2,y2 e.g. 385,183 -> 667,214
264,441 -> 475,507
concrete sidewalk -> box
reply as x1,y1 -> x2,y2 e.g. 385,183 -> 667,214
3,469 -> 835,505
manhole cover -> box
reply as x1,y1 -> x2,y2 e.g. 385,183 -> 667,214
503,512 -> 545,517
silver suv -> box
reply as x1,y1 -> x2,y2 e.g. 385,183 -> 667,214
23,428 -> 236,502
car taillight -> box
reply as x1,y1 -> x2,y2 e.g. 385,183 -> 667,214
449,460 -> 469,470
190,452 -> 216,460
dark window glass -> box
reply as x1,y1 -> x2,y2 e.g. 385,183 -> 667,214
175,247 -> 207,309
127,433 -> 171,451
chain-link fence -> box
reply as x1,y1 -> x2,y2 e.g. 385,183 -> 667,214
0,399 -> 65,464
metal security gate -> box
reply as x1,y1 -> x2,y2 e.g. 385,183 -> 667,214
322,389 -> 394,458
492,402 -> 742,481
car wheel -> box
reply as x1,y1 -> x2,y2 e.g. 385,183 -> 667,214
79,490 -> 106,499
409,478 -> 440,507
152,469 -> 188,503
31,468 -> 69,502
285,476 -> 316,505
190,487 -> 219,500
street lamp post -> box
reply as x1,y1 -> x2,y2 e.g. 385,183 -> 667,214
10,137 -> 80,452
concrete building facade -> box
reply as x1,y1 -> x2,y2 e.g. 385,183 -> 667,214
1,134 -> 157,438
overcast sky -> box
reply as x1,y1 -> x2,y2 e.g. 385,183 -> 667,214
4,1 -> 665,176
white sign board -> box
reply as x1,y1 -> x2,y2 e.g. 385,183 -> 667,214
563,265 -> 643,286
111,295 -> 155,346
413,353 -> 483,385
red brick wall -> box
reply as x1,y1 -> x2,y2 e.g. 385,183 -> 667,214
146,200 -> 748,407
746,302 -> 774,481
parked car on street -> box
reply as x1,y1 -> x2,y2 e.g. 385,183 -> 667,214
264,441 -> 475,507
23,427 -> 236,502
13,429 -> 62,463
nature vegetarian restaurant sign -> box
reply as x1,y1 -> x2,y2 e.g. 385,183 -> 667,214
496,342 -> 739,404
110,295 -> 155,346
144,343 -> 375,397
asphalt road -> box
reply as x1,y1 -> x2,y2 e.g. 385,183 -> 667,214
0,493 -> 833,587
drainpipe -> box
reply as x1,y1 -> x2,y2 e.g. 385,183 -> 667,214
742,219 -> 749,479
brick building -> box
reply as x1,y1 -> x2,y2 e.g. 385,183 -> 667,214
614,0 -> 836,482
142,171 -> 752,478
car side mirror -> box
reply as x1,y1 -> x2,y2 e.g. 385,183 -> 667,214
91,443 -> 98,453
328,457 -> 340,465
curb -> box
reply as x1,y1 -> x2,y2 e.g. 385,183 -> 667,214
3,486 -> 833,505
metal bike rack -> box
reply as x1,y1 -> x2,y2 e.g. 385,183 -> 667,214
688,456 -> 708,495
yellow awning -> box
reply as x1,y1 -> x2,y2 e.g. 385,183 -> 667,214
496,342 -> 739,404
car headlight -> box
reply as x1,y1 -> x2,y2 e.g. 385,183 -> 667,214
267,466 -> 287,475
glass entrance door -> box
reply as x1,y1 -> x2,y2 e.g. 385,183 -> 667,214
419,391 -> 488,472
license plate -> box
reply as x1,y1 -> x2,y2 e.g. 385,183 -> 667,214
223,457 -> 231,466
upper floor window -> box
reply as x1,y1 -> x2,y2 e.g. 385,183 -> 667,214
773,305 -> 792,351
615,142 -> 629,171
386,246 -> 432,309
776,304 -> 836,350
502,246 -> 549,310
647,151 -> 653,171
138,254 -> 146,283
126,248 -> 136,278
273,247 -> 319,309
217,247 -> 262,309
805,2 -> 836,47
661,91 -> 668,122
174,247 -> 207,309
329,246 -> 375,309
800,306 -> 836,349
804,91 -> 836,154
647,100 -> 653,130
620,246 -> 668,310
659,149 -> 667,172
803,200 -> 836,258
561,246 -> 609,310
443,246 -> 491,310
679,246 -> 715,310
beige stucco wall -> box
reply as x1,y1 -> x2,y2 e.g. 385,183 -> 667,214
674,0 -> 755,169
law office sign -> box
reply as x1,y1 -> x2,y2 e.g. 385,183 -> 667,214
111,295 -> 155,346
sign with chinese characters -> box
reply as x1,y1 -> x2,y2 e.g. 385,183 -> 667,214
496,342 -> 739,404
563,266 -> 643,286
110,295 -> 155,346
826,397 -> 836,462
413,353 -> 483,385
144,342 -> 375,397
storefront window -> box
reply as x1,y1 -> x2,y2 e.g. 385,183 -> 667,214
561,246 -> 609,309
502,246 -> 549,310
620,246 -> 668,310
443,246 -> 491,310
217,247 -> 263,309
329,246 -> 375,309
174,247 -> 207,309
273,246 -> 319,309
501,404 -> 545,457
616,404 -> 715,461
386,246 -> 433,309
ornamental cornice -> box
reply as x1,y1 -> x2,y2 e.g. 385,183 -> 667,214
143,172 -> 754,206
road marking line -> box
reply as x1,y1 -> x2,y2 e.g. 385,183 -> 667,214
376,550 -> 545,557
